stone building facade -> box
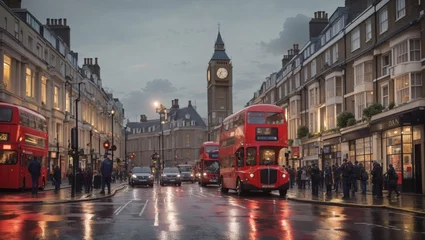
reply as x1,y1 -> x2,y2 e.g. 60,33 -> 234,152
246,0 -> 425,194
0,2 -> 124,177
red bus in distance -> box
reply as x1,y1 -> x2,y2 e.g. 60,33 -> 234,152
198,142 -> 219,187
0,102 -> 48,190
218,104 -> 289,196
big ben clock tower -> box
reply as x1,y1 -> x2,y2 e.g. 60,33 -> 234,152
207,27 -> 233,141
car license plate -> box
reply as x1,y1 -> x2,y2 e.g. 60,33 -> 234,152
170,180 -> 175,182
139,179 -> 146,181
262,185 -> 274,188
209,179 -> 217,182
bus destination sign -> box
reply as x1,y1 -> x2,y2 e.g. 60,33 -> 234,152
209,151 -> 219,159
256,127 -> 278,141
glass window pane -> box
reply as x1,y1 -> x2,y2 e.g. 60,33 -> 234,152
413,126 -> 421,141
387,154 -> 401,171
402,154 -> 413,179
403,143 -> 412,153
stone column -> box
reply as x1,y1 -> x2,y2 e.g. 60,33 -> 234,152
372,132 -> 382,167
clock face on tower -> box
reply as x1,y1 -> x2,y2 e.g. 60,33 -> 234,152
217,68 -> 228,79
207,69 -> 211,81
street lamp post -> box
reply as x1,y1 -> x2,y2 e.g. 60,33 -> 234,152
65,77 -> 84,198
154,101 -> 167,174
111,109 -> 115,163
124,125 -> 128,172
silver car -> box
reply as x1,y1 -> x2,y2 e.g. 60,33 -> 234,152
160,167 -> 182,186
130,167 -> 154,187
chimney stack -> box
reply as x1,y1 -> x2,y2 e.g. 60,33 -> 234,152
54,19 -> 58,25
173,99 -> 180,108
58,18 -> 62,25
46,18 -> 50,25
140,114 -> 147,122
63,18 -> 67,26
188,100 -> 192,107
309,11 -> 329,40
47,18 -> 71,47
171,100 -> 175,106
95,57 -> 98,65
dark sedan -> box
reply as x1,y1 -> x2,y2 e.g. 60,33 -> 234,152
130,167 -> 154,187
160,167 -> 181,186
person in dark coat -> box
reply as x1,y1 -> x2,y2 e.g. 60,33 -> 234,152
53,165 -> 61,193
311,164 -> 321,196
85,165 -> 93,193
340,159 -> 352,199
28,157 -> 41,195
386,164 -> 400,198
333,164 -> 341,192
324,164 -> 333,195
359,163 -> 368,194
371,161 -> 383,199
100,154 -> 113,194
351,161 -> 360,194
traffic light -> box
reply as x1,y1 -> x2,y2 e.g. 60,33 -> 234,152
130,152 -> 135,159
111,145 -> 117,151
71,128 -> 78,149
103,140 -> 110,149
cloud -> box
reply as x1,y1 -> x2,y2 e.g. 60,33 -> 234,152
174,61 -> 190,67
142,79 -> 177,93
259,14 -> 310,56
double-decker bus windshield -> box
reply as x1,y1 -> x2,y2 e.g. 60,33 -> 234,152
247,111 -> 284,124
178,166 -> 193,172
0,108 -> 13,122
259,147 -> 279,165
205,145 -> 218,153
204,161 -> 219,174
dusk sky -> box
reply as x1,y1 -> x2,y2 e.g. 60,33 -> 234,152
23,0 -> 342,121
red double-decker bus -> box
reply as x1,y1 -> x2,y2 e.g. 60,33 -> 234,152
0,102 -> 48,190
198,142 -> 219,187
219,104 -> 289,196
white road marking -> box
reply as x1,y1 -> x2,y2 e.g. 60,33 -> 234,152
230,203 -> 246,209
115,200 -> 132,216
139,200 -> 149,217
198,193 -> 208,198
114,206 -> 122,214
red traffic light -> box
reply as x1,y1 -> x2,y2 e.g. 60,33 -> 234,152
103,140 -> 110,149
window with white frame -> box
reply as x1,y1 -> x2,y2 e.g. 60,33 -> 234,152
354,61 -> 373,85
381,83 -> 389,108
333,44 -> 338,63
279,85 -> 282,99
326,105 -> 336,129
304,68 -> 308,82
409,39 -> 421,61
309,88 -> 316,107
366,19 -> 372,42
351,27 -> 360,51
396,0 -> 406,20
65,91 -> 70,112
411,72 -> 423,100
379,8 -> 388,34
41,76 -> 47,104
309,112 -> 316,133
54,86 -> 59,109
311,60 -> 316,76
326,78 -> 335,99
290,100 -> 296,116
25,68 -> 34,97
394,40 -> 408,64
336,77 -> 342,96
284,83 -> 287,96
325,50 -> 330,64
381,54 -> 390,76
395,74 -> 410,104
355,92 -> 373,120
3,54 -> 11,91
295,73 -> 300,88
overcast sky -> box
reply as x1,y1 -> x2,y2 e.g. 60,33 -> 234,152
23,0 -> 342,121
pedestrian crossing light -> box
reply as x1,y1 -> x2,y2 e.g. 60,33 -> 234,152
130,152 -> 135,159
103,140 -> 110,149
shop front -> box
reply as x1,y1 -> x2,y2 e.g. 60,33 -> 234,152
342,127 -> 374,172
370,108 -> 425,194
302,142 -> 319,168
290,146 -> 301,169
321,136 -> 341,168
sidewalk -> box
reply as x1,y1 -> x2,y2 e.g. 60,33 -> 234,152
0,183 -> 127,204
278,187 -> 425,215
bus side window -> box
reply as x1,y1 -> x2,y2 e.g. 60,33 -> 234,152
235,148 -> 244,167
246,147 -> 257,166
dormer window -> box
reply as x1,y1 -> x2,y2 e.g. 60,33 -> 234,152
185,113 -> 190,120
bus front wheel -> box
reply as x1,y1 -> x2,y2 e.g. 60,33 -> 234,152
220,177 -> 228,193
279,190 -> 287,197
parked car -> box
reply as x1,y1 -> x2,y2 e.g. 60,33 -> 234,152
160,167 -> 181,186
130,167 -> 154,187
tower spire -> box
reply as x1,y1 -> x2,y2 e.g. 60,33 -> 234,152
218,22 -> 220,32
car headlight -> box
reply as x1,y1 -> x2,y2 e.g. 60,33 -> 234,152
177,174 -> 181,178
196,173 -> 200,177
203,172 -> 207,176
149,175 -> 154,178
161,174 -> 166,177
249,173 -> 254,178
191,173 -> 194,177
132,174 -> 137,178
282,174 -> 286,178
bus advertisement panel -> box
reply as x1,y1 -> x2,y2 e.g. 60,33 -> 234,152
198,142 -> 219,187
218,104 -> 289,196
0,102 -> 48,190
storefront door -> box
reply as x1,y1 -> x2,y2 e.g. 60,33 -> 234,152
414,144 -> 422,194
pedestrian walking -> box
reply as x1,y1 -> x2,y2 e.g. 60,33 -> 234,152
85,164 -> 93,193
100,154 -> 113,194
53,165 -> 61,193
359,163 -> 368,194
386,164 -> 400,198
324,164 -> 333,195
333,164 -> 341,192
340,159 -> 352,199
28,157 -> 41,195
371,161 -> 383,199
311,164 -> 320,197
300,167 -> 307,189
351,161 -> 360,194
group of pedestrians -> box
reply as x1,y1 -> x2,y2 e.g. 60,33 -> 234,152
284,159 -> 401,199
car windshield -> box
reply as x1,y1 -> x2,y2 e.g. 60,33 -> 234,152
204,160 -> 219,174
132,167 -> 151,173
164,168 -> 180,173
178,166 -> 193,172
259,147 -> 279,165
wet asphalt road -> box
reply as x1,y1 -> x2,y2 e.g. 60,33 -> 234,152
0,183 -> 425,240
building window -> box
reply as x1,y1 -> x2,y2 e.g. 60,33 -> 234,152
355,137 -> 373,172
326,78 -> 335,99
409,39 -> 421,61
304,68 -> 308,82
278,85 -> 282,99
185,134 -> 190,147
65,91 -> 70,112
395,74 -> 409,104
309,112 -> 316,133
14,20 -> 19,38
28,36 -> 33,51
365,19 -> 372,42
324,50 -> 330,64
295,73 -> 300,88
326,105 -> 336,129
332,44 -> 338,63
284,83 -> 287,96
396,0 -> 406,20
411,72 -> 422,100
41,77 -> 47,104
351,27 -> 360,51
54,86 -> 59,109
311,60 -> 316,76
394,41 -> 408,64
381,83 -> 389,108
309,88 -> 316,107
3,54 -> 11,91
354,61 -> 373,86
25,68 -> 34,97
379,8 -> 388,34
381,54 -> 390,76
355,92 -> 373,120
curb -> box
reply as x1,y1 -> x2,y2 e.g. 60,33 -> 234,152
0,184 -> 128,205
285,196 -> 425,215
